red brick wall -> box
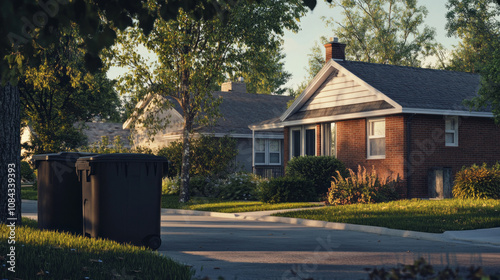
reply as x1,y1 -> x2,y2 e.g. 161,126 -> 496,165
336,115 -> 407,196
407,115 -> 500,198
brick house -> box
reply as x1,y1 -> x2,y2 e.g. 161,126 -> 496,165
250,38 -> 500,198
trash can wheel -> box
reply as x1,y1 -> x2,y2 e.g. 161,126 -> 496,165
145,235 -> 161,250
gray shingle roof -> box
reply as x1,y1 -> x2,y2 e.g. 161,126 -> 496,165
198,91 -> 292,135
83,122 -> 131,146
337,61 -> 484,112
165,91 -> 292,135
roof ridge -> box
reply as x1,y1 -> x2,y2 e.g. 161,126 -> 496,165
339,60 -> 479,76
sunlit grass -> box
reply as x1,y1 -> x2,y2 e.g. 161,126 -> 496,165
162,195 -> 319,213
273,199 -> 500,233
0,218 -> 193,280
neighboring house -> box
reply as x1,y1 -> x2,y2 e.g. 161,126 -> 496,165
250,38 -> 500,199
125,82 -> 292,174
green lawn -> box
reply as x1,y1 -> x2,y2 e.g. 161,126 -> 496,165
273,198 -> 500,233
20,186 -> 37,200
161,195 -> 319,213
0,218 -> 193,280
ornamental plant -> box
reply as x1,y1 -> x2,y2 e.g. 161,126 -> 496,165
453,163 -> 500,199
327,165 -> 400,206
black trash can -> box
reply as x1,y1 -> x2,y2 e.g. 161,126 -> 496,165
75,153 -> 168,250
33,152 -> 97,234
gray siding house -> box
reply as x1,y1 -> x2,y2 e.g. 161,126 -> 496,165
125,82 -> 292,174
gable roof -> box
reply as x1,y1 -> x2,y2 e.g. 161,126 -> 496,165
124,90 -> 292,136
336,60 -> 483,112
252,59 -> 491,130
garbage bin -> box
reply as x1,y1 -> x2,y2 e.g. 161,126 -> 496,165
33,152 -> 97,233
75,153 -> 168,250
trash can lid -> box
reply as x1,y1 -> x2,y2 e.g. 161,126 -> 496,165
32,152 -> 98,162
76,153 -> 168,163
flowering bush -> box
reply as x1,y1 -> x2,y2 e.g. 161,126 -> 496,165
162,177 -> 180,195
327,166 -> 400,205
218,173 -> 264,201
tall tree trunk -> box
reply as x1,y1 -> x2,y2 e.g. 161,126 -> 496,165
179,117 -> 192,203
0,84 -> 22,225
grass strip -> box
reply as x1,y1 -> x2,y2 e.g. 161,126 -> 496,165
273,199 -> 500,233
0,218 -> 193,280
161,195 -> 318,213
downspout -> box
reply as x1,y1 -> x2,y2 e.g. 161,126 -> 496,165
406,114 -> 416,199
252,130 -> 255,174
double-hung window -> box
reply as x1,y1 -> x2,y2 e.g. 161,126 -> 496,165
367,118 -> 386,159
254,139 -> 281,165
445,116 -> 459,147
322,123 -> 337,157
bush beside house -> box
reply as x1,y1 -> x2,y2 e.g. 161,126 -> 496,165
453,163 -> 500,199
259,177 -> 317,203
285,156 -> 347,198
327,166 -> 401,206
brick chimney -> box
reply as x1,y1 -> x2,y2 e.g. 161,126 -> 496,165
324,37 -> 346,63
221,77 -> 246,92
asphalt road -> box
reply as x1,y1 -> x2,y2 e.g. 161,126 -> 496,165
21,200 -> 500,280
159,213 -> 500,280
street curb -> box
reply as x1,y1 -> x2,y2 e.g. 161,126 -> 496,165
161,208 -> 447,243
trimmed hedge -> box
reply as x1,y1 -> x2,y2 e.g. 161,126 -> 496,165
260,177 -> 317,203
453,163 -> 500,199
285,156 -> 347,197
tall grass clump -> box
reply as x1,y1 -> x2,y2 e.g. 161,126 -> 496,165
453,163 -> 500,199
327,165 -> 401,205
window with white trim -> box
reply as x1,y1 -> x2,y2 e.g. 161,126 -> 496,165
367,118 -> 386,159
254,139 -> 281,165
290,126 -> 317,158
445,116 -> 459,147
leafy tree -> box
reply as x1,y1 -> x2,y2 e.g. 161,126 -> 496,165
0,0 -> 322,224
109,0 -> 305,202
446,0 -> 500,121
20,24 -> 121,156
323,0 -> 438,67
446,0 -> 500,73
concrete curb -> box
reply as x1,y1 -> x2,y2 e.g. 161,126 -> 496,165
161,208 -> 447,243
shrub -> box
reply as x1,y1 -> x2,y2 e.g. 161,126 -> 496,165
285,156 -> 347,197
327,166 -> 400,206
162,177 -> 180,195
260,177 -> 317,203
218,173 -> 262,201
453,163 -> 500,199
20,161 -> 36,183
157,135 -> 238,178
189,175 -> 222,198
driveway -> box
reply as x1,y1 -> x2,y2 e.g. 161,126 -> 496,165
22,200 -> 500,280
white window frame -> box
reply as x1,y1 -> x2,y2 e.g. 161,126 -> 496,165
322,122 -> 337,157
367,118 -> 386,159
290,125 -> 317,158
254,139 -> 282,165
445,116 -> 459,147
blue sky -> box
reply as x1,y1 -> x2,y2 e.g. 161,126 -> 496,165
108,1 -> 459,93
282,0 -> 459,90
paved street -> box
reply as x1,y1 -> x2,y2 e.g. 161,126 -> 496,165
159,212 -> 500,280
22,200 -> 500,280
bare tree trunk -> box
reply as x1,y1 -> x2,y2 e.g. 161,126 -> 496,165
0,84 -> 22,225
